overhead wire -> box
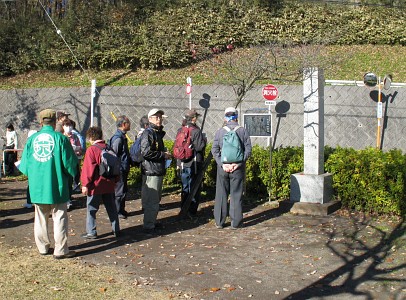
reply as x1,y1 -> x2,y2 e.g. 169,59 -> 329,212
36,0 -> 108,99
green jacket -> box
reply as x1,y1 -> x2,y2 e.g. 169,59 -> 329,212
19,125 -> 78,204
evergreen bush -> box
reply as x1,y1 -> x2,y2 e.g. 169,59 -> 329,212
127,143 -> 406,216
1,1 -> 405,75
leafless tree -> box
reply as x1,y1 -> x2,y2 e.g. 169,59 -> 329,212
208,38 -> 348,108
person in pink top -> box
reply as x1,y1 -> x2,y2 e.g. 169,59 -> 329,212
80,126 -> 120,239
62,119 -> 83,209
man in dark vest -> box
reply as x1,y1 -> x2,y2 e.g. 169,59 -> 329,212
110,115 -> 132,219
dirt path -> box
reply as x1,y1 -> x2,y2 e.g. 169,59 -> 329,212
1,179 -> 405,300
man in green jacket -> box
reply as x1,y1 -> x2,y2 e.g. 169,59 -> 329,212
19,109 -> 78,259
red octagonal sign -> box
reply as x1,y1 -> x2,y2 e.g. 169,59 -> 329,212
262,84 -> 278,101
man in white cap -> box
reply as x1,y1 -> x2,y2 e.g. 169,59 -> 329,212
139,108 -> 171,235
211,107 -> 252,229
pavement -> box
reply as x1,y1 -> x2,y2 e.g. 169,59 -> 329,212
1,179 -> 405,300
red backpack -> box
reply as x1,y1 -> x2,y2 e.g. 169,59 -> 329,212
173,126 -> 194,161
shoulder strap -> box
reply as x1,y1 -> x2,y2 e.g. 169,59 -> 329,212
92,144 -> 105,151
223,126 -> 241,132
109,131 -> 123,146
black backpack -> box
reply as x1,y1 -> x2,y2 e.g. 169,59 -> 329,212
93,144 -> 121,178
129,128 -> 151,166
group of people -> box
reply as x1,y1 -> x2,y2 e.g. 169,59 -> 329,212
18,106 -> 252,259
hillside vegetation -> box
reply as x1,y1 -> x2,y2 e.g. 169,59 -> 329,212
0,1 -> 405,87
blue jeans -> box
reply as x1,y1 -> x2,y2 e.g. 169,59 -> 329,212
86,193 -> 119,235
180,166 -> 201,215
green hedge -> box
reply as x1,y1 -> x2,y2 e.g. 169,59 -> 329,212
325,147 -> 406,215
127,144 -> 405,216
1,1 -> 405,75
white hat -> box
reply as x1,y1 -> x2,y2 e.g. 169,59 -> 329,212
148,108 -> 167,118
224,107 -> 238,115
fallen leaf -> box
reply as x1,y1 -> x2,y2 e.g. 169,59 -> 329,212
50,286 -> 64,291
210,287 -> 221,292
99,287 -> 107,293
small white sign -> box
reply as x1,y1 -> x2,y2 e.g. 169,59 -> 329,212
377,102 -> 383,119
265,100 -> 276,106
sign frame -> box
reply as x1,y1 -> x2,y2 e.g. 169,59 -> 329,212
243,113 -> 272,138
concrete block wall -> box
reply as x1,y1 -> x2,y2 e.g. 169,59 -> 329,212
0,84 -> 405,151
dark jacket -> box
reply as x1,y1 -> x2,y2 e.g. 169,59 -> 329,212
211,120 -> 252,167
110,129 -> 131,173
140,123 -> 166,176
177,122 -> 207,168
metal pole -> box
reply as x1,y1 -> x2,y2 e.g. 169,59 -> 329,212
268,104 -> 272,202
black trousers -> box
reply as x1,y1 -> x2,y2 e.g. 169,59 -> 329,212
115,171 -> 128,215
4,145 -> 16,176
213,165 -> 245,228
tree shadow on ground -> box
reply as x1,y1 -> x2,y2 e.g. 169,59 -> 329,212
284,215 -> 406,300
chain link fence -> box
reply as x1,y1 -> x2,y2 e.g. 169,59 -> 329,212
0,84 -> 405,151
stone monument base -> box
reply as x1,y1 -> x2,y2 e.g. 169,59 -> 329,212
279,200 -> 341,216
290,172 -> 333,204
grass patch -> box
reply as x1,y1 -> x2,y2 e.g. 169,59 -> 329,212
0,45 -> 404,89
0,243 -> 170,300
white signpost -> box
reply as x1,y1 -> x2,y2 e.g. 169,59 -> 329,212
90,79 -> 96,127
262,84 -> 278,202
186,77 -> 192,109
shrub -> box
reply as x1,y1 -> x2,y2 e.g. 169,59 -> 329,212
128,140 -> 406,216
325,147 -> 406,215
1,1 -> 405,75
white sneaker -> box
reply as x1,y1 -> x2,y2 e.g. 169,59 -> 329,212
23,203 -> 33,209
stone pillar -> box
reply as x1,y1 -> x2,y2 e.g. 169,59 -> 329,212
303,68 -> 324,175
287,68 -> 336,215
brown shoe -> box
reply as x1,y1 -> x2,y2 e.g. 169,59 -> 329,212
53,250 -> 76,260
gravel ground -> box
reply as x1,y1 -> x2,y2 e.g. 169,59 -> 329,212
1,179 -> 405,300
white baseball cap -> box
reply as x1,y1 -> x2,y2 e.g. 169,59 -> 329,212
224,107 -> 238,115
148,108 -> 168,118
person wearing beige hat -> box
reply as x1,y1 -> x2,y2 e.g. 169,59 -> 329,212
175,108 -> 207,218
19,109 -> 78,259
139,108 -> 171,235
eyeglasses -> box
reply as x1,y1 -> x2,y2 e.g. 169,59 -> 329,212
150,115 -> 163,120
